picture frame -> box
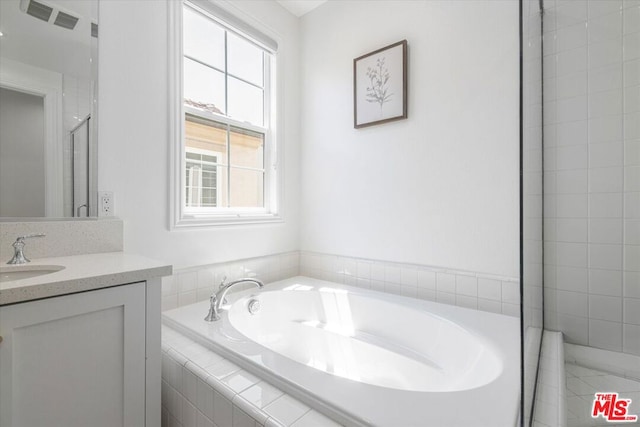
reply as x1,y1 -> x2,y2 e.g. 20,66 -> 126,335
353,40 -> 407,129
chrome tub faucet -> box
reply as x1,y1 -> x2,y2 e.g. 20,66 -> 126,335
205,277 -> 264,322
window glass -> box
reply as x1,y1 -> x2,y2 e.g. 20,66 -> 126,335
227,32 -> 263,86
185,115 -> 228,165
217,165 -> 229,207
230,126 -> 263,170
230,168 -> 264,208
185,152 -> 220,207
228,76 -> 263,126
183,58 -> 226,114
183,7 -> 225,70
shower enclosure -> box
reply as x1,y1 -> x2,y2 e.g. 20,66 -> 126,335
521,0 -> 640,425
70,116 -> 91,217
521,0 -> 544,425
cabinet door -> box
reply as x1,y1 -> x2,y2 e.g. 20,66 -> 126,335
0,283 -> 146,427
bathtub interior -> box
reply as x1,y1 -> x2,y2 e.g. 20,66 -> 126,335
228,286 -> 503,392
162,277 -> 521,427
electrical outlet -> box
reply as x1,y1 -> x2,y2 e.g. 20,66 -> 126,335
98,191 -> 114,217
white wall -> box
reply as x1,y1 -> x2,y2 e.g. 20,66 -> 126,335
0,88 -> 45,217
299,1 -> 520,278
98,0 -> 519,278
98,0 -> 300,270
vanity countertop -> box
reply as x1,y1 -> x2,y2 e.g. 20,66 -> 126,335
0,252 -> 172,306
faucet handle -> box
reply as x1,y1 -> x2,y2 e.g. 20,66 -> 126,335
16,233 -> 46,243
204,293 -> 219,322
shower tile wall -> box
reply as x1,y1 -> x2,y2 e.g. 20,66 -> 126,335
543,0 -> 640,355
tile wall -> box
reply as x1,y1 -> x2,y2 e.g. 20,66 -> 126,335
298,251 -> 520,317
161,252 -> 300,312
543,0 -> 640,355
161,251 -> 521,318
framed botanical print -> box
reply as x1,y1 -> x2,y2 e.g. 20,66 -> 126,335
353,40 -> 407,128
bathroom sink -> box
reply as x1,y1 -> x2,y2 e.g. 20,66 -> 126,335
0,265 -> 65,282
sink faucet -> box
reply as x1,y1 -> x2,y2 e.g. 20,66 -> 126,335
7,234 -> 46,265
204,277 -> 264,322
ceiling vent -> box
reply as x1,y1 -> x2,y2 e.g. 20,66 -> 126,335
91,22 -> 98,38
53,10 -> 78,30
24,0 -> 53,22
19,0 -> 81,31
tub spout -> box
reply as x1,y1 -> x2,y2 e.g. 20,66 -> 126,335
204,278 -> 264,322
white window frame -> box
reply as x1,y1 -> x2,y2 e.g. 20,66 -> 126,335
169,0 -> 281,228
184,145 -> 223,210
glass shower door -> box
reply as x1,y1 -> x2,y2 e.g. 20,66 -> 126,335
521,0 -> 544,425
72,117 -> 90,218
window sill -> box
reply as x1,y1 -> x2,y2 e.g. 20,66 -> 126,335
172,212 -> 283,229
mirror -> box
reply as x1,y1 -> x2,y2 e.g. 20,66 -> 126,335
0,0 -> 98,219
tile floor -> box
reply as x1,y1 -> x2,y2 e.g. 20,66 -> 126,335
566,363 -> 640,427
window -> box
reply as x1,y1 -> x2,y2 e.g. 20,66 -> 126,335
170,1 -> 279,227
185,147 -> 220,208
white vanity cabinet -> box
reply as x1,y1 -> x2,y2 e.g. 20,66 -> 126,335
0,279 -> 162,427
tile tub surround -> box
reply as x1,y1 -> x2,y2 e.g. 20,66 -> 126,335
299,251 -> 521,318
162,252 -> 300,312
161,325 -> 342,427
162,250 -> 521,318
0,219 -> 123,260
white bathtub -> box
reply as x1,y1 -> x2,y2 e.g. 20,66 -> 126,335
162,276 -> 520,426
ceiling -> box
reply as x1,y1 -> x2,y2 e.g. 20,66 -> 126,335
0,0 -> 97,78
276,0 -> 328,17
